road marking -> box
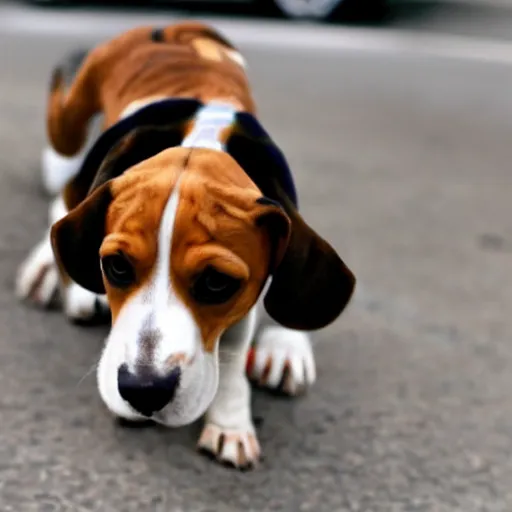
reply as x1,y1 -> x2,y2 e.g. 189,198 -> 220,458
3,3 -> 512,65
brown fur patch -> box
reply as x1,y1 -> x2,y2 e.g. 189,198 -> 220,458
47,22 -> 254,151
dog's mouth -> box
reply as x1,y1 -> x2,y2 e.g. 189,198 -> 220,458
150,354 -> 219,427
98,338 -> 219,427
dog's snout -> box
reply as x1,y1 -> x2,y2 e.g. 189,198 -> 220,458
117,364 -> 181,417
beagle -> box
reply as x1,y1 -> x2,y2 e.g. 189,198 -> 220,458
16,22 -> 355,469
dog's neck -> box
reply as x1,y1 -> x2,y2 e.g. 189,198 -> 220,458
120,97 -> 240,153
81,96 -> 298,208
181,101 -> 238,151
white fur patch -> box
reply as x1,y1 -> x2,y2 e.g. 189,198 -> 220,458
15,233 -> 59,306
97,181 -> 219,427
181,102 -> 237,151
226,49 -> 247,69
198,422 -> 260,468
118,95 -> 170,120
16,195 -> 67,306
63,283 -> 104,321
249,326 -> 316,395
41,146 -> 87,196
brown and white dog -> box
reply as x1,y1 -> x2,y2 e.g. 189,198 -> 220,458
15,22 -> 355,469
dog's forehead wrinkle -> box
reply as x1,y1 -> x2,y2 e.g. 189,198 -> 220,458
182,147 -> 194,169
108,187 -> 158,232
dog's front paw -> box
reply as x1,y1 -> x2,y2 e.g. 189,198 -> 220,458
16,236 -> 60,308
197,423 -> 261,470
247,326 -> 316,396
63,283 -> 109,324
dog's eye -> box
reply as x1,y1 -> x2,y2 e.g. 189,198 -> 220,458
191,267 -> 241,305
101,253 -> 135,288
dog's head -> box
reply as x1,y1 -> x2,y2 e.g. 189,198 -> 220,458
50,108 -> 355,425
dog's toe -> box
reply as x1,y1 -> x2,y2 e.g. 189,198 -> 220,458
247,326 -> 316,396
197,423 -> 261,470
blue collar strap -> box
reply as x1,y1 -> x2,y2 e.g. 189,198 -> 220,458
80,98 -> 298,208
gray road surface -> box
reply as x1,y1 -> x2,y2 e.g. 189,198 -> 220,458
1,2 -> 512,511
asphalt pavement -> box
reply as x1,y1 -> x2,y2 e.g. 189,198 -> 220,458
1,1 -> 512,511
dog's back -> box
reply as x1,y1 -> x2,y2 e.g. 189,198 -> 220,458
49,22 -> 255,135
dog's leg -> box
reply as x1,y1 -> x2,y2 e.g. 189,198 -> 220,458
198,307 -> 261,469
247,304 -> 316,396
16,195 -> 109,322
41,48 -> 99,196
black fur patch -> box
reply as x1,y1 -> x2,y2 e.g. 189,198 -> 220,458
227,113 -> 298,208
151,28 -> 165,43
256,197 -> 282,208
52,184 -> 113,294
77,98 -> 202,197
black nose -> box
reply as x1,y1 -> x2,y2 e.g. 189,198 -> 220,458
117,364 -> 181,417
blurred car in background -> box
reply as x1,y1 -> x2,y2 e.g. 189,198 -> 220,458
27,0 -> 388,22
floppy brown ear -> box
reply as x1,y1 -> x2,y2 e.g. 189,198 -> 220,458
50,182 -> 112,294
254,195 -> 355,331
226,113 -> 356,331
263,203 -> 356,331
253,197 -> 291,273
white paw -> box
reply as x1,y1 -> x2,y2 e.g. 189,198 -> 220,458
16,235 -> 60,308
63,283 -> 109,322
247,326 -> 316,396
41,145 -> 85,196
197,422 -> 261,469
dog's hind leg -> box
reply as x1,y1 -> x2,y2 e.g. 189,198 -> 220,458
16,195 -> 109,322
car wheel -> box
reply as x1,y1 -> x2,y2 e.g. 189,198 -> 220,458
271,0 -> 343,19
269,0 -> 387,21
